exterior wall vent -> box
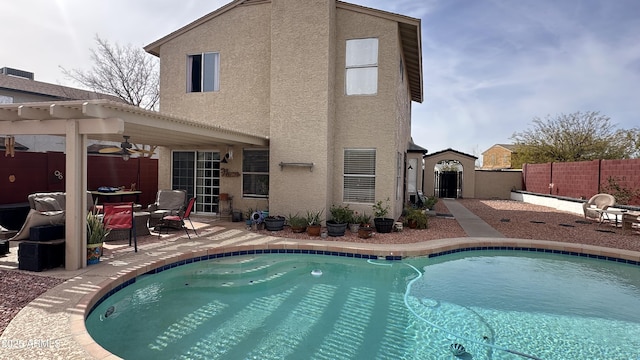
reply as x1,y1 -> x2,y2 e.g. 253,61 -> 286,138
1,67 -> 34,80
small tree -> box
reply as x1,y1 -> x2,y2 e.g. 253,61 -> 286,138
602,176 -> 640,205
510,111 -> 638,166
61,35 -> 159,110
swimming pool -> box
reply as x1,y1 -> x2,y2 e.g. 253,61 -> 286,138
85,251 -> 640,359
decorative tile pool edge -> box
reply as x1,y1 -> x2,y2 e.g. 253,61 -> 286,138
85,244 -> 640,320
428,246 -> 640,265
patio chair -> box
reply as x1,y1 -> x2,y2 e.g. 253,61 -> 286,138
103,202 -> 137,252
157,197 -> 197,239
582,193 -> 615,221
147,189 -> 187,227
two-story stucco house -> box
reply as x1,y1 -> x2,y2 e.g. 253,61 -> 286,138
144,0 -> 423,220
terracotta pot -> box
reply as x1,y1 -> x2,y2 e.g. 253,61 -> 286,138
358,226 -> 373,239
291,225 -> 307,233
307,224 -> 321,236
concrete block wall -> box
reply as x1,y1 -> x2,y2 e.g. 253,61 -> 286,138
523,159 -> 640,205
601,159 -> 640,204
549,160 -> 599,199
522,163 -> 551,194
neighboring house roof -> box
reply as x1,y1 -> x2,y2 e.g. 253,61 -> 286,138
424,148 -> 478,160
0,136 -> 28,151
0,73 -> 123,102
481,143 -> 516,155
144,0 -> 423,103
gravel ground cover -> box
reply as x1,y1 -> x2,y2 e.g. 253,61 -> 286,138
458,199 -> 640,252
0,198 -> 638,336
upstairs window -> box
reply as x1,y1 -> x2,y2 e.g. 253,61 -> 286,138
187,52 -> 220,92
345,38 -> 378,95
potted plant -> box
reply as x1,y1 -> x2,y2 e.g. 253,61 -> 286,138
287,213 -> 307,233
349,211 -> 363,233
326,204 -> 352,237
306,209 -> 323,236
424,196 -> 438,211
87,212 -> 110,265
264,215 -> 286,231
356,212 -> 373,238
405,208 -> 428,229
372,198 -> 394,233
244,208 -> 254,227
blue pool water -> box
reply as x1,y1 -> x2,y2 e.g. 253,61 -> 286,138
85,251 -> 640,359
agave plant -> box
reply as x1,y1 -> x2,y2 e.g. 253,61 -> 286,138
87,212 -> 110,245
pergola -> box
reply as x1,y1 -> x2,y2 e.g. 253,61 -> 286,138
0,99 -> 269,270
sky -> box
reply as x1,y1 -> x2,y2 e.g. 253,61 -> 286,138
2,0 -> 639,158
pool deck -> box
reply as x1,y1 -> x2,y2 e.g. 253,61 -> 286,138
1,207 -> 640,359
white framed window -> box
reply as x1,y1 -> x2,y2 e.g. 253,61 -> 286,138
344,149 -> 376,203
345,38 -> 378,95
243,149 -> 269,198
187,52 -> 220,92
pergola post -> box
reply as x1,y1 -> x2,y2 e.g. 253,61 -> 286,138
65,120 -> 87,270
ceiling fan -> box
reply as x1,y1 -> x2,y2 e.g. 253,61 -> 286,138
98,136 -> 155,156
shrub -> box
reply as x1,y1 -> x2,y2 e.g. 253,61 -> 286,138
372,198 -> 390,218
287,213 -> 307,228
329,204 -> 353,224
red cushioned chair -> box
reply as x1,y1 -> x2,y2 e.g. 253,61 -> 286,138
158,197 -> 197,239
103,202 -> 137,252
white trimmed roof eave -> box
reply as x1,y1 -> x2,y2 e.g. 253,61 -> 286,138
0,99 -> 269,148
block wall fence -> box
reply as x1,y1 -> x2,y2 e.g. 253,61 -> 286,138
0,151 -> 158,207
522,159 -> 640,205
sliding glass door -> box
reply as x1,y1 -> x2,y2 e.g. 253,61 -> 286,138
172,151 -> 221,214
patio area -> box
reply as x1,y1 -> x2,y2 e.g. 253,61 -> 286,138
0,198 -> 638,359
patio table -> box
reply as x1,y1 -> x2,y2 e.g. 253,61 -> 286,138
595,208 -> 627,227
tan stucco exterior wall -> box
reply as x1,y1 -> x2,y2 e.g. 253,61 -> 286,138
155,3 -> 272,213
268,0 -> 336,216
474,170 -> 523,199
333,9 -> 408,219
158,3 -> 272,134
154,0 -> 416,220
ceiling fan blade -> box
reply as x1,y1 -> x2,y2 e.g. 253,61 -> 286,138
132,149 -> 156,155
99,147 -> 124,154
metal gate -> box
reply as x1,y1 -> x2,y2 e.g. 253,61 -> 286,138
434,171 -> 462,198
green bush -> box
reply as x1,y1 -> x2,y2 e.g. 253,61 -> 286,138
372,198 -> 390,218
287,213 -> 307,228
329,204 -> 353,224
405,208 -> 428,229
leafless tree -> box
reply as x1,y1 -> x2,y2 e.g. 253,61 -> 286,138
61,35 -> 159,110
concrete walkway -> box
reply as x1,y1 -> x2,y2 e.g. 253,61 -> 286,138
442,198 -> 505,238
